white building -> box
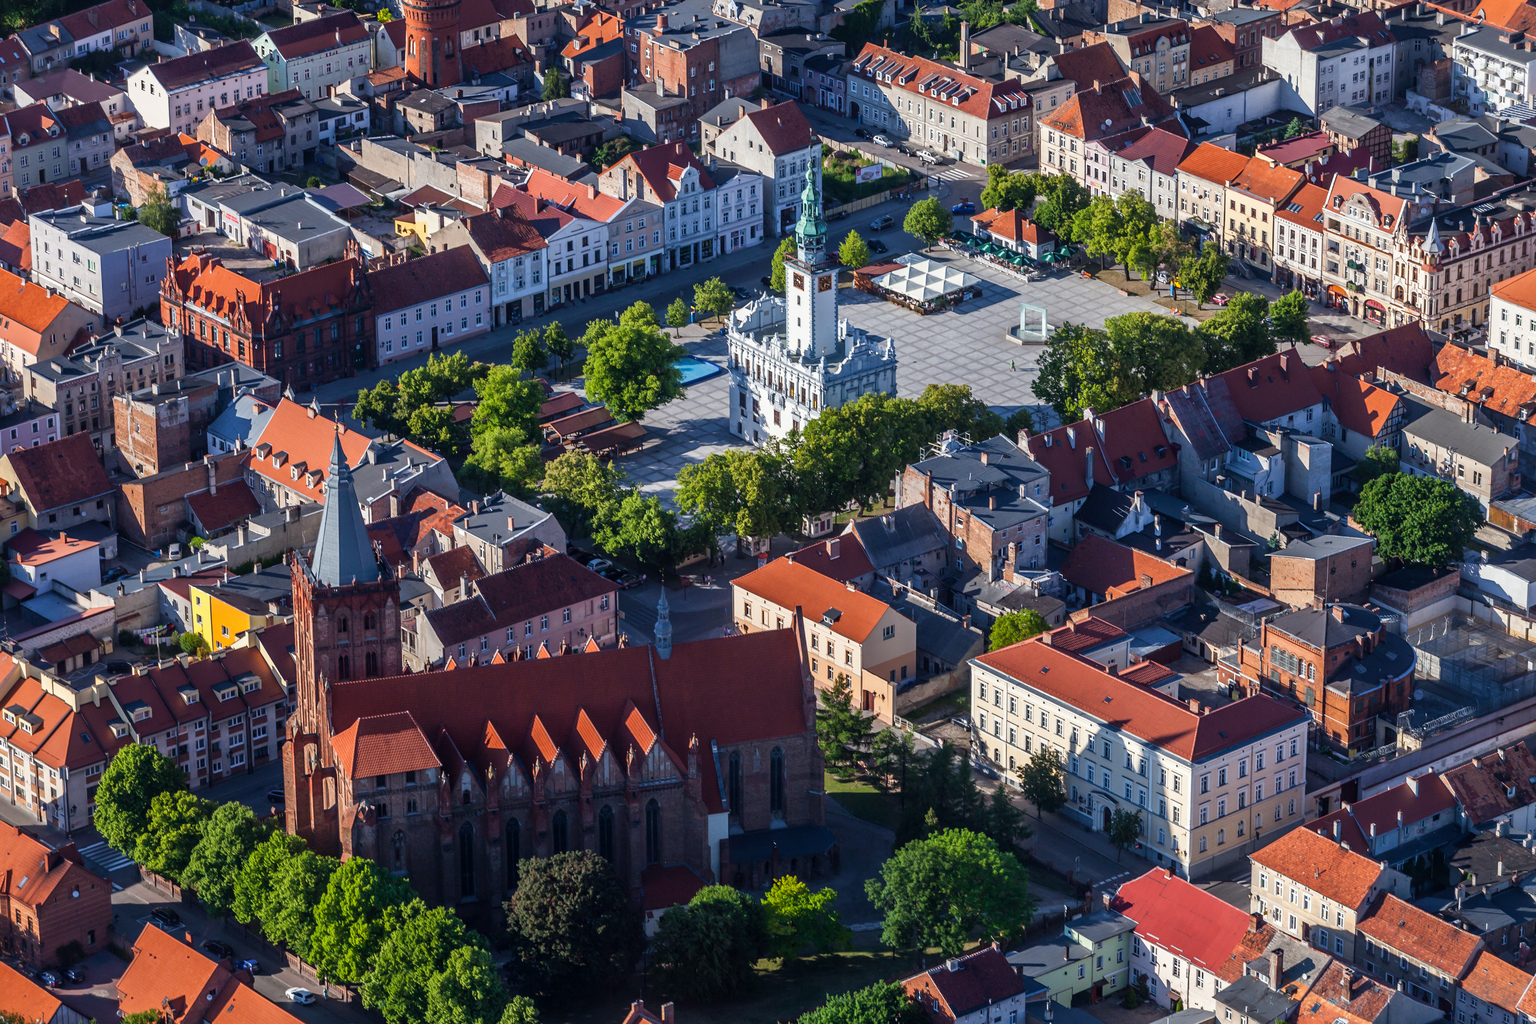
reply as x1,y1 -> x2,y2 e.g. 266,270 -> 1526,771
1453,26 -> 1536,116
726,168 -> 897,444
29,206 -> 173,323
254,12 -> 373,102
1261,12 -> 1397,115
427,205 -> 549,327
369,246 -> 491,366
1492,265 -> 1536,366
701,98 -> 822,237
126,41 -> 268,136
7,528 -> 101,595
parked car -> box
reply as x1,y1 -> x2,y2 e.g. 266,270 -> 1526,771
601,566 -> 642,590
868,239 -> 889,254
854,127 -> 870,139
286,989 -> 318,1006
63,968 -> 83,983
102,566 -> 129,583
40,972 -> 59,987
201,940 -> 234,960
951,200 -> 975,214
1310,334 -> 1337,348
760,275 -> 772,288
586,557 -> 614,574
104,661 -> 131,676
869,215 -> 894,231
871,133 -> 891,146
1212,292 -> 1230,305
950,716 -> 971,730
266,787 -> 285,803
916,149 -> 938,164
150,908 -> 181,927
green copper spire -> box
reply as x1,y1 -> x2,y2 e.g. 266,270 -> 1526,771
794,164 -> 826,261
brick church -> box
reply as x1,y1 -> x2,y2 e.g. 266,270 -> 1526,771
282,433 -> 832,913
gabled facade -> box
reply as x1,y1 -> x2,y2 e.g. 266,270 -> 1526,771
126,41 -> 268,137
0,821 -> 110,967
1358,893 -> 1484,1015
428,203 -> 548,326
1262,14 -> 1399,115
254,11 -> 372,101
701,99 -> 821,237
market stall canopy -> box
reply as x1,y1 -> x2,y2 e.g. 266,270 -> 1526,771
871,259 -> 978,303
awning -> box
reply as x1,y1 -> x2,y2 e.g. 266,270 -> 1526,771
871,258 -> 978,302
1365,299 -> 1385,311
1328,285 -> 1350,298
3,580 -> 35,600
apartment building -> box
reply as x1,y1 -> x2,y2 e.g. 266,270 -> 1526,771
1175,142 -> 1252,251
624,0 -> 760,139
1273,181 -> 1329,299
1204,7 -> 1286,70
1359,894 -> 1483,1016
1320,172 -> 1409,327
127,41 -> 268,137
428,204 -> 548,326
515,168 -> 659,289
849,43 -> 1036,167
1084,16 -> 1192,94
1087,127 -> 1195,218
16,0 -> 155,72
1452,26 -> 1536,116
29,205 -> 172,324
254,12 -> 372,101
0,267 -> 95,381
1043,75 -> 1180,197
33,317 -> 181,454
1262,13 -> 1399,115
1400,402 -> 1521,511
972,631 -> 1310,879
0,432 -> 114,534
0,821 -> 110,968
1226,154 -> 1305,274
700,99 -> 820,237
5,103 -> 65,192
733,556 -> 916,722
368,246 -> 491,367
1430,193 -> 1536,340
1248,823 -> 1410,962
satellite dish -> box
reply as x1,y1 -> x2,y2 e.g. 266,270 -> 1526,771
1414,689 -> 1425,700
200,155 -> 210,166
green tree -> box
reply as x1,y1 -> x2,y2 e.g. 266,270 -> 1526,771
544,321 -> 575,376
133,790 -> 214,881
979,165 -> 1037,213
864,828 -> 1035,957
311,857 -> 415,985
989,609 -> 1048,650
354,378 -> 407,434
763,876 -> 851,961
694,276 -> 735,321
830,0 -> 885,46
510,330 -> 549,378
1179,244 -> 1230,308
541,450 -> 624,536
794,391 -> 930,513
1103,311 -> 1205,395
1107,808 -> 1144,862
178,632 -> 208,656
870,727 -> 918,798
838,229 -> 871,269
120,1013 -> 165,1024
1269,290 -> 1312,347
1004,407 -> 1034,441
264,851 -> 338,962
540,66 -> 568,100
770,235 -> 796,292
362,900 -> 484,1024
1149,219 -> 1192,280
983,785 -> 1032,854
675,447 -> 792,548
1200,292 -> 1274,373
183,802 -> 266,917
666,296 -> 690,328
1285,116 -> 1308,138
500,998 -> 540,1024
816,673 -> 872,781
581,303 -> 686,421
139,183 -> 184,238
462,426 -> 545,498
1355,444 -> 1400,487
1031,174 -> 1089,235
407,404 -> 469,458
903,197 -> 954,249
1031,322 -> 1136,421
1353,473 -> 1481,568
232,830 -> 307,925
592,491 -> 702,570
506,851 -> 645,997
650,885 -> 766,1001
592,136 -> 640,170
1072,194 -> 1122,270
93,744 -> 185,855
1014,747 -> 1067,819
306,175 -> 323,188
797,982 -> 927,1024
425,945 -> 509,1024
916,383 -> 1004,442
472,365 -> 543,438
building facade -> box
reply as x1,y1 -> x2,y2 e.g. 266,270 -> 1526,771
255,12 -> 373,100
29,206 -> 172,324
126,41 -> 269,136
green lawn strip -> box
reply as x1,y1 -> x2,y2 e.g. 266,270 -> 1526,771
824,771 -> 902,831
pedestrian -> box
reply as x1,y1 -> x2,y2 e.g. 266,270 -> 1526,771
1010,359 -> 1015,372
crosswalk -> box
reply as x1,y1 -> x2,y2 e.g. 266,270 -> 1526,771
934,167 -> 974,181
77,841 -> 135,873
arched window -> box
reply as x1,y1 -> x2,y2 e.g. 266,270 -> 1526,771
339,617 -> 349,634
770,747 -> 785,817
458,822 -> 475,897
364,612 -> 376,630
552,809 -> 569,853
728,751 -> 742,820
598,805 -> 615,861
506,818 -> 521,891
645,798 -> 661,864
366,651 -> 378,676
337,654 -> 350,681
390,830 -> 407,875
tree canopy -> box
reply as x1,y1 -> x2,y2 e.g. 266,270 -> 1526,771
93,744 -> 185,855
1353,472 -> 1481,568
838,230 -> 871,270
979,166 -> 1037,213
762,876 -> 851,961
581,302 -> 686,421
133,791 -> 215,882
797,982 -> 927,1024
1015,747 -> 1067,820
362,901 -> 485,1024
904,197 -> 954,249
505,851 -> 646,997
183,802 -> 267,918
311,857 -> 415,984
989,609 -> 1049,650
650,885 -> 766,1001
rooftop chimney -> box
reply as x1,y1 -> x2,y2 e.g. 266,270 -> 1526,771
1269,949 -> 1283,991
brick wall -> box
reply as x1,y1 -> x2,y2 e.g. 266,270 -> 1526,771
117,452 -> 246,549
1069,579 -> 1194,630
21,860 -> 112,967
1270,548 -> 1372,608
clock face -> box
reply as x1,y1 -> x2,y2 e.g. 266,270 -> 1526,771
793,273 -> 805,290
818,275 -> 832,293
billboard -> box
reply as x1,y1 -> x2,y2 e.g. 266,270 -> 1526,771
855,164 -> 883,184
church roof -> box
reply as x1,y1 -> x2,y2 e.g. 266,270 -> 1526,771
310,430 -> 379,587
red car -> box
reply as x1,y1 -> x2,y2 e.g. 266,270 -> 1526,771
1211,293 -> 1230,306
1310,334 -> 1337,348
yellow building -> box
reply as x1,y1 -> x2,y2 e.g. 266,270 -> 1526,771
189,562 -> 293,652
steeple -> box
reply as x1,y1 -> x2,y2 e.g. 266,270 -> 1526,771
311,430 -> 380,587
1426,217 -> 1444,262
794,164 -> 826,264
654,592 -> 672,660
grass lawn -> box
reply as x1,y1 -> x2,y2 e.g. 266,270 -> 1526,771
824,771 -> 903,831
565,933 -> 919,1024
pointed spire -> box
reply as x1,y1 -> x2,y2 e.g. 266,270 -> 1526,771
1426,216 -> 1444,256
654,591 -> 672,660
794,163 -> 826,263
310,430 -> 380,588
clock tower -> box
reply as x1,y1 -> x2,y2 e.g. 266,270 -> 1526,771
783,166 -> 839,360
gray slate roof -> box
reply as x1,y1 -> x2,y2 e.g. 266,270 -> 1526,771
311,431 -> 380,587
849,503 -> 949,572
1401,401 -> 1518,467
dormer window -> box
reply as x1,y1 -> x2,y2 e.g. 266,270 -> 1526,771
131,707 -> 151,722
215,685 -> 238,702
110,722 -> 128,739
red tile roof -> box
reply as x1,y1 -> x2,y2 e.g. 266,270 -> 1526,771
0,962 -> 65,1021
741,101 -> 818,155
1112,127 -> 1199,177
146,40 -> 264,90
904,945 -> 1025,1019
1177,141 -> 1252,186
1309,772 -> 1456,851
425,545 -> 485,591
1325,174 -> 1407,243
1358,893 -> 1483,977
970,207 -> 1055,245
1276,180 -> 1329,233
367,247 -> 489,317
0,822 -> 102,908
332,711 -> 439,779
852,43 -> 1035,123
16,180 -> 86,217
1050,41 -> 1128,87
1025,399 -> 1178,504
1248,824 -> 1386,909
610,141 -> 716,203
975,637 -> 1306,761
519,167 -> 627,222
1335,323 -> 1436,384
1059,534 -> 1191,599
7,528 -> 98,566
164,251 -> 370,348
264,11 -> 369,59
457,204 -> 547,263
460,35 -> 532,77
187,480 -> 261,535
1189,25 -> 1235,70
246,398 -> 372,503
1231,155 -> 1306,207
1043,616 -> 1127,654
734,557 -> 893,643
326,630 -> 812,815
1309,364 -> 1400,440
1113,868 -> 1255,973
422,552 -> 616,649
1286,10 -> 1396,53
786,534 -> 875,584
1041,73 -> 1179,141
0,266 -> 88,338
120,923 -> 306,1024
1442,745 -> 1536,827
1462,950 -> 1532,1013
57,0 -> 153,41
561,10 -> 623,58
640,863 -> 707,911
1303,960 -> 1395,1024
1209,348 -> 1323,424
4,433 -> 112,512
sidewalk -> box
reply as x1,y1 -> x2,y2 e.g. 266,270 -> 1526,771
970,772 -> 1149,890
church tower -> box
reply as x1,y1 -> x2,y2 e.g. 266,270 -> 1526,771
403,0 -> 462,86
782,165 -> 839,360
285,429 -> 402,850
